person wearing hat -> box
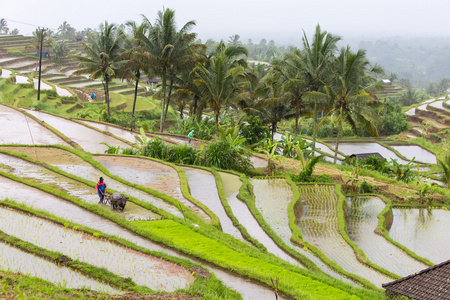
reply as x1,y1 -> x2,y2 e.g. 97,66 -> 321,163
188,130 -> 194,143
95,177 -> 107,204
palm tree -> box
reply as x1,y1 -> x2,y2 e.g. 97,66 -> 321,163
301,25 -> 340,154
0,19 -> 8,35
57,21 -> 76,40
73,21 -> 124,116
194,53 -> 247,126
29,29 -> 52,53
138,8 -> 204,132
311,47 -> 383,163
121,21 -> 151,117
254,70 -> 291,139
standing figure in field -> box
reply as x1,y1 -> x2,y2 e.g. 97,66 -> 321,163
95,177 -> 107,204
188,130 -> 194,144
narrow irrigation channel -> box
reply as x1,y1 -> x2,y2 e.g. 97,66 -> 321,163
297,184 -> 393,287
251,178 -> 359,287
25,109 -> 129,153
389,207 -> 450,264
0,240 -> 121,294
219,172 -> 301,267
345,197 -> 429,277
181,166 -> 245,241
0,152 -> 157,221
0,207 -> 194,291
0,104 -> 69,146
0,177 -> 287,300
0,146 -> 182,218
95,155 -> 210,222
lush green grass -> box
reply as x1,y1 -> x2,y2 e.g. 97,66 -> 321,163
134,219 -> 372,300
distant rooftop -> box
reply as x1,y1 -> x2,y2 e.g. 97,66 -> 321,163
349,153 -> 384,161
382,259 -> 450,300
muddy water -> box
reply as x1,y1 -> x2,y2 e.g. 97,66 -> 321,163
0,241 -> 121,294
0,153 -> 157,221
182,167 -> 245,241
391,145 -> 436,164
1,146 -> 181,218
330,142 -> 410,164
0,105 -> 69,146
405,107 -> 416,116
389,208 -> 450,264
32,78 -> 52,90
55,85 -> 72,97
346,197 -> 429,277
95,156 -> 210,222
251,179 -> 358,286
81,120 -> 137,143
429,100 -> 444,109
0,68 -> 12,78
0,207 -> 194,292
297,184 -> 392,287
219,172 -> 301,267
0,177 -> 285,300
25,109 -> 130,153
15,75 -> 29,84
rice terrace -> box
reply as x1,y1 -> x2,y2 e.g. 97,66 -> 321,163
1,7 -> 450,300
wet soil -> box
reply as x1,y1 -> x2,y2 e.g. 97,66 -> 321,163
346,197 -> 429,277
251,179 -> 358,286
297,185 -> 392,287
219,172 -> 301,267
181,167 -> 245,241
95,156 -> 210,222
0,105 -> 69,146
25,109 -> 130,153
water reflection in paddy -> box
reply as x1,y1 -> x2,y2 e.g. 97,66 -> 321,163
0,105 -> 69,146
346,197 -> 428,277
182,167 -> 245,241
25,109 -> 130,153
389,208 -> 450,264
329,142 -> 410,164
94,156 -> 210,221
0,68 -> 12,78
0,241 -> 120,294
81,120 -> 137,143
1,146 -> 181,218
391,145 -> 436,164
0,176 -> 283,300
15,75 -> 29,84
219,172 -> 301,267
297,184 -> 391,287
0,207 -> 194,291
251,179 -> 358,286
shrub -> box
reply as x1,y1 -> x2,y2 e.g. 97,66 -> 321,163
166,144 -> 200,165
142,137 -> 169,159
202,138 -> 252,172
240,116 -> 270,146
360,180 -> 374,193
45,89 -> 58,98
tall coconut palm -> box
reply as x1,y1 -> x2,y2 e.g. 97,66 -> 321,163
73,21 -> 124,116
138,8 -> 205,132
313,47 -> 383,163
121,21 -> 151,117
194,53 -> 247,126
300,25 -> 340,154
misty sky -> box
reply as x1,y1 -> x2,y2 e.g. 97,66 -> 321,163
2,0 -> 449,45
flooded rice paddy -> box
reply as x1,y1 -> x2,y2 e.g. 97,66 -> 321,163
181,167 -> 245,241
94,156 -> 210,221
405,107 -> 416,116
2,146 -> 181,218
297,184 -> 392,287
0,105 -> 69,146
0,207 -> 194,291
25,109 -> 130,153
0,241 -> 120,294
0,68 -> 12,78
219,172 -> 300,266
429,100 -> 444,109
15,75 -> 29,84
0,177 -> 280,300
80,120 -> 137,143
346,197 -> 429,277
0,152 -> 156,221
55,85 -> 72,97
389,208 -> 450,264
391,145 -> 436,164
330,142 -> 410,164
251,179 -> 358,286
32,78 -> 52,90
